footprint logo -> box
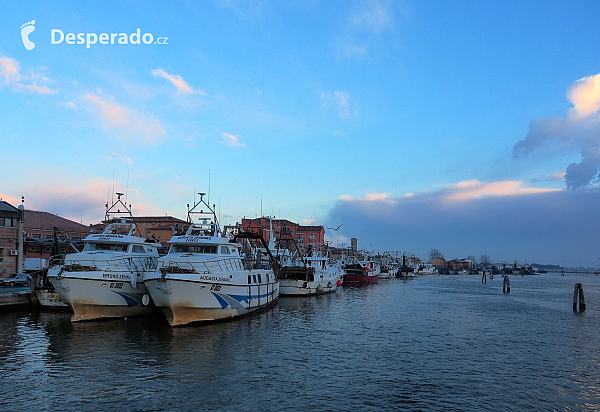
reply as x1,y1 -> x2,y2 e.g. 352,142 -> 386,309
20,20 -> 35,50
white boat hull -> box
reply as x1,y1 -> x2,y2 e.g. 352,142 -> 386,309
145,274 -> 278,326
279,278 -> 338,296
49,273 -> 152,321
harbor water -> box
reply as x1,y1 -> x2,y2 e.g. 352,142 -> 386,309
1,273 -> 600,411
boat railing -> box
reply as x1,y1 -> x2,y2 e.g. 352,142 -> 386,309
159,257 -> 244,275
63,256 -> 158,272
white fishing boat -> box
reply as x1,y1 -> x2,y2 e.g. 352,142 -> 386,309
144,193 -> 279,327
417,264 -> 438,275
47,193 -> 160,321
277,243 -> 342,296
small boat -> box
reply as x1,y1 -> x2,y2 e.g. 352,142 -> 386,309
35,287 -> 69,309
396,254 -> 416,278
144,193 -> 279,327
277,244 -> 342,296
47,193 -> 160,321
416,264 -> 437,275
343,258 -> 379,285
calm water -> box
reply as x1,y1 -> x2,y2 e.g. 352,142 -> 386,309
1,273 -> 600,411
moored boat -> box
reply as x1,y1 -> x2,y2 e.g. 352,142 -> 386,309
144,193 -> 279,327
343,259 -> 379,285
396,254 -> 416,278
47,193 -> 160,321
277,244 -> 342,296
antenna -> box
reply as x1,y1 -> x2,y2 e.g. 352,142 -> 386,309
208,169 -> 211,206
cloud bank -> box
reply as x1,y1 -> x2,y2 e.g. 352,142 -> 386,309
326,180 -> 598,267
513,74 -> 600,189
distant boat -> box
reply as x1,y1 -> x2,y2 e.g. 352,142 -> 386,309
277,246 -> 342,296
396,254 -> 416,279
416,264 -> 437,275
343,259 -> 378,285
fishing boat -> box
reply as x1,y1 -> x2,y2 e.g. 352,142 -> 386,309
417,264 -> 438,275
397,254 -> 416,278
144,193 -> 279,327
47,193 -> 160,321
379,255 -> 398,279
342,258 -> 379,285
277,243 -> 342,296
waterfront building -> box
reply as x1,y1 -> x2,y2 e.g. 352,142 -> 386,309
0,200 -> 23,276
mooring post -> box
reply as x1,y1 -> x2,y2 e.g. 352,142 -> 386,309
503,275 -> 510,293
573,283 -> 586,312
482,271 -> 487,283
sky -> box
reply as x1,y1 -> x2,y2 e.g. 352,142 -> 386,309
1,0 -> 600,267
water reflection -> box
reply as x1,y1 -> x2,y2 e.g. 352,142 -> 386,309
1,275 -> 600,410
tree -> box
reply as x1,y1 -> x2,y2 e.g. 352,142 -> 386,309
428,248 -> 444,262
479,254 -> 491,268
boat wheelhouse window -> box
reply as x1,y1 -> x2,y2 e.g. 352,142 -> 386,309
258,274 -> 262,283
132,245 -> 146,253
248,275 -> 251,284
253,275 -> 257,283
83,243 -> 127,252
220,246 -> 230,254
171,245 -> 218,253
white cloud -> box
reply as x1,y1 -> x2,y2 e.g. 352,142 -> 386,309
103,151 -> 134,166
513,73 -> 600,189
350,1 -> 394,34
151,68 -> 207,95
221,132 -> 246,148
0,56 -> 57,94
86,93 -> 165,144
321,91 -> 352,118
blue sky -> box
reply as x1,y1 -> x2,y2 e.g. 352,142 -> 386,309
1,1 -> 600,267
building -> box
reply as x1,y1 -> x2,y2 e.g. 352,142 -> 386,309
240,217 -> 324,251
127,216 -> 187,243
92,216 -> 188,242
0,201 -> 23,276
22,210 -> 92,271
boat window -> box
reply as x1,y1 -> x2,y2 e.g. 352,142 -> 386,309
253,275 -> 257,283
258,274 -> 262,283
132,245 -> 146,253
220,246 -> 230,254
171,245 -> 218,253
83,243 -> 127,252
248,275 -> 251,284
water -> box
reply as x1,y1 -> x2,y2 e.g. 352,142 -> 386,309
1,273 -> 600,411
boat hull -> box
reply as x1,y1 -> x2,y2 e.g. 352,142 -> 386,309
145,274 -> 278,327
279,278 -> 337,296
343,273 -> 378,285
49,273 -> 152,321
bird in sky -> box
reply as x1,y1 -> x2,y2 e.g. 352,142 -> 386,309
328,224 -> 343,231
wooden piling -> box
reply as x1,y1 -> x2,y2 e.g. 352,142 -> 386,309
573,283 -> 586,312
503,276 -> 510,293
482,271 -> 487,283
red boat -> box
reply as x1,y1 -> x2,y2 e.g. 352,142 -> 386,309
342,262 -> 378,285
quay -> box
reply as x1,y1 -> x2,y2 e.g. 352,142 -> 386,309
0,286 -> 31,309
